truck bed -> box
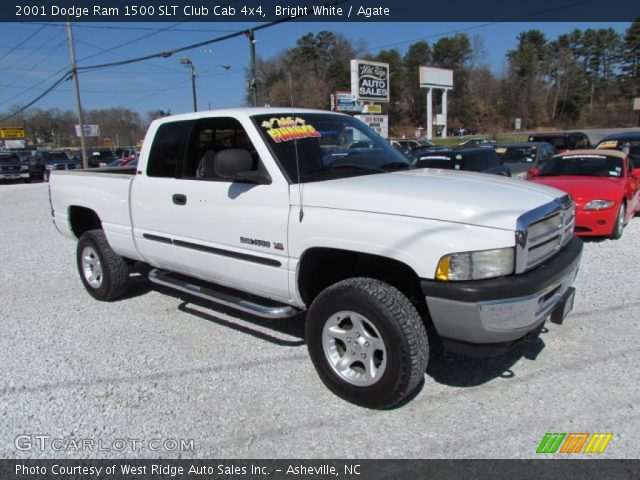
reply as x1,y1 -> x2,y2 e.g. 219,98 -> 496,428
49,167 -> 140,261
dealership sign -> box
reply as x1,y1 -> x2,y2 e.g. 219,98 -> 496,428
351,60 -> 389,103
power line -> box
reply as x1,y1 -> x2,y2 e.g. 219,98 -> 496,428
0,71 -> 71,123
23,21 -> 238,34
0,24 -> 47,62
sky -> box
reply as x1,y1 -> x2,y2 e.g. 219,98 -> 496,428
0,21 -> 632,121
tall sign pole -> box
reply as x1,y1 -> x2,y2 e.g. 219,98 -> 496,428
419,66 -> 453,140
66,20 -> 88,169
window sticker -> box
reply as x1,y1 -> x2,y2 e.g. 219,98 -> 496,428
260,117 -> 321,143
597,141 -> 618,149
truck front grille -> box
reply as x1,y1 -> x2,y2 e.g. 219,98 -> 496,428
515,195 -> 575,273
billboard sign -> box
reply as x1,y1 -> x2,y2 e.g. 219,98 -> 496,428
419,66 -> 454,89
351,60 -> 390,103
0,127 -> 25,139
75,124 -> 100,137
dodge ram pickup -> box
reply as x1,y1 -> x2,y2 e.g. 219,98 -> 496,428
49,108 -> 582,408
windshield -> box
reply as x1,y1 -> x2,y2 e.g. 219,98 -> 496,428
496,146 -> 536,163
538,154 -> 624,178
412,150 -> 500,171
596,139 -> 640,156
529,136 -> 568,149
41,151 -> 69,160
252,113 -> 410,183
0,153 -> 20,162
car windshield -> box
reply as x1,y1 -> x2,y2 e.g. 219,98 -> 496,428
41,151 -> 69,160
0,152 -> 20,162
596,139 -> 640,156
496,146 -> 536,163
530,136 -> 568,149
252,113 -> 410,183
538,154 -> 624,178
412,150 -> 500,171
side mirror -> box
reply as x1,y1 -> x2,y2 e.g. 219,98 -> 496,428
528,168 -> 539,177
214,149 -> 270,185
631,168 -> 640,179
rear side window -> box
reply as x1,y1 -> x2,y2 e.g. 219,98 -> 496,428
147,120 -> 193,178
465,151 -> 500,170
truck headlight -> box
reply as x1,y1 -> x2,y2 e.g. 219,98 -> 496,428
584,199 -> 615,210
436,247 -> 514,281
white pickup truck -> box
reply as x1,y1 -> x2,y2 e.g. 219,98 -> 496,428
49,108 -> 582,408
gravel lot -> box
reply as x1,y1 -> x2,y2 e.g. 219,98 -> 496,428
1,182 -> 638,459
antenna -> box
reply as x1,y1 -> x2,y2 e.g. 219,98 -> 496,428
289,74 -> 304,222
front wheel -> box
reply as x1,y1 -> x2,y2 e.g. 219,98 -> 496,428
611,203 -> 625,239
306,277 -> 429,409
76,229 -> 130,301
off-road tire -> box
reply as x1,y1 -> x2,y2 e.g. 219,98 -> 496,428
306,277 -> 429,409
77,229 -> 130,301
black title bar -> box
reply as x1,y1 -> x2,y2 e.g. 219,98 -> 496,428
4,0 -> 640,22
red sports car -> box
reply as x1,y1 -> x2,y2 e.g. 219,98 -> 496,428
529,149 -> 640,239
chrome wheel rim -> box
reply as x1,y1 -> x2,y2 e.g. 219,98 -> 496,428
617,205 -> 625,233
81,246 -> 103,288
322,310 -> 387,387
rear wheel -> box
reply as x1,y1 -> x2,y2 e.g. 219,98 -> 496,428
76,229 -> 130,300
611,203 -> 625,239
306,277 -> 429,409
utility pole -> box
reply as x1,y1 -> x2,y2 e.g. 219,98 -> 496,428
180,57 -> 197,112
66,20 -> 88,169
246,30 -> 258,107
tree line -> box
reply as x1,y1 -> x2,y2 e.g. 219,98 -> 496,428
252,21 -> 640,135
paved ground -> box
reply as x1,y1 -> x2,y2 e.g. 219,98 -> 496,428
1,182 -> 638,459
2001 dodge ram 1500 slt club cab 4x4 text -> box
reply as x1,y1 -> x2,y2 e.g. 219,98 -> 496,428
49,108 -> 582,408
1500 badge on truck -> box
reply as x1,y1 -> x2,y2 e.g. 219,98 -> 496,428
49,108 -> 582,408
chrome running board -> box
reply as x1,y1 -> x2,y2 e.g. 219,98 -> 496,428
148,269 -> 301,319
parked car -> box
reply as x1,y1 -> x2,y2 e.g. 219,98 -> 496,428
0,151 -> 30,182
594,132 -> 640,168
390,139 -> 435,156
528,149 -> 640,239
410,146 -> 510,176
102,147 -> 139,167
456,137 -> 496,147
28,149 -> 78,182
527,131 -> 591,153
73,148 -> 118,168
495,142 -> 556,179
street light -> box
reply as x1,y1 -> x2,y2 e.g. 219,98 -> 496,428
180,57 -> 197,112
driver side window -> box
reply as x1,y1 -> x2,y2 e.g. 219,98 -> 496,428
181,117 -> 265,181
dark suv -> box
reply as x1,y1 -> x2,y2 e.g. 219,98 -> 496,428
29,150 -> 78,182
527,131 -> 591,152
72,148 -> 118,168
410,146 -> 510,176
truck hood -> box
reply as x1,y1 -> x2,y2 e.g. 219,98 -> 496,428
299,169 -> 566,230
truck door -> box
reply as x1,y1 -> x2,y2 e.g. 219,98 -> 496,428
131,117 -> 291,303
